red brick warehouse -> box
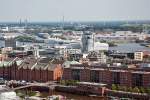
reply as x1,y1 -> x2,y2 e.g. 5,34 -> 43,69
0,57 -> 63,82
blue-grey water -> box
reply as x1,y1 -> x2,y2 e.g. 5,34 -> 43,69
109,43 -> 150,53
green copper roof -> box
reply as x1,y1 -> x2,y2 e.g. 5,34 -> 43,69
63,61 -> 80,68
0,60 -> 23,67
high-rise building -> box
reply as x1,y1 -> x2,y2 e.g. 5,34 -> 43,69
81,31 -> 95,53
5,37 -> 16,48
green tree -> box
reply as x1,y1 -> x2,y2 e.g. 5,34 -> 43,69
133,87 -> 140,93
117,85 -> 122,91
127,87 -> 133,92
60,80 -> 66,85
146,88 -> 150,94
112,84 -> 117,90
140,87 -> 145,93
118,86 -> 127,91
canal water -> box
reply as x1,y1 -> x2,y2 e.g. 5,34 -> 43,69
40,91 -> 105,100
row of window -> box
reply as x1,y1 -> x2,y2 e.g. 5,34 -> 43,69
71,70 -> 144,87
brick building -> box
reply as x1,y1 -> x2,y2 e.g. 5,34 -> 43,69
0,57 -> 63,82
62,63 -> 150,88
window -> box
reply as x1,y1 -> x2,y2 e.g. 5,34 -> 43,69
132,74 -> 143,87
112,72 -> 120,84
72,69 -> 80,81
90,70 -> 99,82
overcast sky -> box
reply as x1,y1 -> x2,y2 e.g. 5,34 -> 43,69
0,0 -> 150,22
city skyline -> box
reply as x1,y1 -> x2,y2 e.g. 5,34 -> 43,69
0,0 -> 150,22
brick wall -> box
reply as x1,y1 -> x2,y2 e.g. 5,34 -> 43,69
0,64 -> 63,82
62,67 -> 150,87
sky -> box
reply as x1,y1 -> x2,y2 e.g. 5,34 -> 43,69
0,0 -> 150,22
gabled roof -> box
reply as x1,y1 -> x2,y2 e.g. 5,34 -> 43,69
18,57 -> 62,70
0,58 -> 22,67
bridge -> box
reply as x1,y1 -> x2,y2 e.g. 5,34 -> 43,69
10,82 -> 57,91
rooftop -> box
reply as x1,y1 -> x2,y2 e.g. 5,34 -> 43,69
0,60 -> 22,67
18,57 -> 63,70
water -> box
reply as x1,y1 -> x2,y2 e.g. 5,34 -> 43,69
109,43 -> 150,53
40,91 -> 105,100
16,90 -> 105,100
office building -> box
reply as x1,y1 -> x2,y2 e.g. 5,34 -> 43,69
5,37 -> 16,48
81,31 -> 95,53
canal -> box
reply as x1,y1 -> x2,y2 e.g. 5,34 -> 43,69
38,91 -> 105,100
16,90 -> 106,100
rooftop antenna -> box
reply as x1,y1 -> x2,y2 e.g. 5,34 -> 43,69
135,16 -> 139,26
135,20 -> 138,25
103,21 -> 106,27
126,16 -> 129,25
19,19 -> 22,26
62,15 -> 65,29
126,20 -> 129,25
103,21 -> 106,30
24,19 -> 28,28
143,24 -> 147,33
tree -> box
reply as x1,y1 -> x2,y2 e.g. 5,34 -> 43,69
117,85 -> 122,91
127,87 -> 133,92
112,84 -> 117,90
146,88 -> 150,94
133,87 -> 140,93
118,86 -> 127,91
60,80 -> 66,85
140,87 -> 145,93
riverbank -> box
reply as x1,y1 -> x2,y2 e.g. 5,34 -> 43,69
7,81 -> 150,100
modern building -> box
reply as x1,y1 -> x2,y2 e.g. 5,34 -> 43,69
81,31 -> 95,53
134,51 -> 143,61
5,37 -> 16,48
